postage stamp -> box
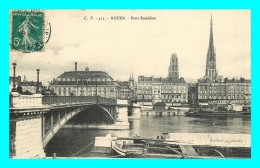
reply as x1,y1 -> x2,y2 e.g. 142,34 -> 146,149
11,10 -> 45,52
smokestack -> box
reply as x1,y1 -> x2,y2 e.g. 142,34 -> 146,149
12,62 -> 17,91
75,62 -> 77,72
36,69 -> 40,93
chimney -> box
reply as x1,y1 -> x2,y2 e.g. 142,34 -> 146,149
36,69 -> 40,93
75,62 -> 77,72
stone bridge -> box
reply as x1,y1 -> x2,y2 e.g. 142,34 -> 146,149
9,92 -> 139,159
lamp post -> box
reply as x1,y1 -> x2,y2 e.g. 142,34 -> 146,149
36,69 -> 40,93
12,62 -> 17,92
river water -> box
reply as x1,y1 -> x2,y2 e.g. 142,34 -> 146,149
45,115 -> 251,157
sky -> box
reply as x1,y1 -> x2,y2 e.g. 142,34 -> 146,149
10,10 -> 251,85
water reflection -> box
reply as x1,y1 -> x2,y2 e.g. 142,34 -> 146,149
46,115 -> 251,157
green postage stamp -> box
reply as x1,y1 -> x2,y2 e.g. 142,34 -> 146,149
11,10 -> 45,52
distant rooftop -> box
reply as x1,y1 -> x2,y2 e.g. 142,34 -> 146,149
58,71 -> 112,80
198,77 -> 251,83
49,80 -> 119,86
138,76 -> 185,83
20,81 -> 43,86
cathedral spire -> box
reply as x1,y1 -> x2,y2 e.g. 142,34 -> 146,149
131,70 -> 134,81
205,15 -> 217,81
129,72 -> 132,81
129,71 -> 134,81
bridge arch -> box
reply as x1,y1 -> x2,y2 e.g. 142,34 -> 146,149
42,105 -> 116,147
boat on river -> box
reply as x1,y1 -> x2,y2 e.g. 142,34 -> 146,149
185,106 -> 251,117
87,133 -> 251,159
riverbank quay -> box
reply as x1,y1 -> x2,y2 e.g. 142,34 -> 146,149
68,133 -> 250,159
140,106 -> 190,116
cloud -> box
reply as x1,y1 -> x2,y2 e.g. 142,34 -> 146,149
10,10 -> 251,85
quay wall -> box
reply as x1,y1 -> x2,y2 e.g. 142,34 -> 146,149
10,117 -> 46,159
141,110 -> 186,116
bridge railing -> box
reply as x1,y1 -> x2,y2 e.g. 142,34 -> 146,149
42,96 -> 117,106
10,92 -> 43,108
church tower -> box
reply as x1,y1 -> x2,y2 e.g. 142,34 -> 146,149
204,15 -> 217,81
129,71 -> 134,87
168,53 -> 179,81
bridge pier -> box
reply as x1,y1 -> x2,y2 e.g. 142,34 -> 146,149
9,92 -> 49,159
10,115 -> 46,159
128,103 -> 141,119
112,100 -> 130,129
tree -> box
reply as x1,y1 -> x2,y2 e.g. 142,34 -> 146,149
24,90 -> 32,95
17,85 -> 23,94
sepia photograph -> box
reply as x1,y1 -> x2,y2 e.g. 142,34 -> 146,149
9,10 -> 251,159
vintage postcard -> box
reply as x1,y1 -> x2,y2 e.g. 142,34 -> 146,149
9,10 -> 251,159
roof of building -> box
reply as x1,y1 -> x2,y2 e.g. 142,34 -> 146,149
58,71 -> 112,79
138,76 -> 186,83
116,81 -> 131,86
198,78 -> 251,84
20,81 -> 43,86
49,80 -> 119,86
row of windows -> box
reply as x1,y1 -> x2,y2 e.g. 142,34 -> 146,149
162,100 -> 187,103
138,86 -> 187,90
137,82 -> 152,85
161,86 -> 186,90
137,82 -> 187,89
199,90 -> 250,94
138,86 -> 152,89
137,89 -> 186,94
58,77 -> 111,82
137,95 -> 152,99
199,85 -> 251,90
57,91 -> 117,97
51,86 -> 117,91
161,94 -> 187,99
137,94 -> 187,100
137,90 -> 152,94
161,90 -> 186,93
199,95 -> 250,100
